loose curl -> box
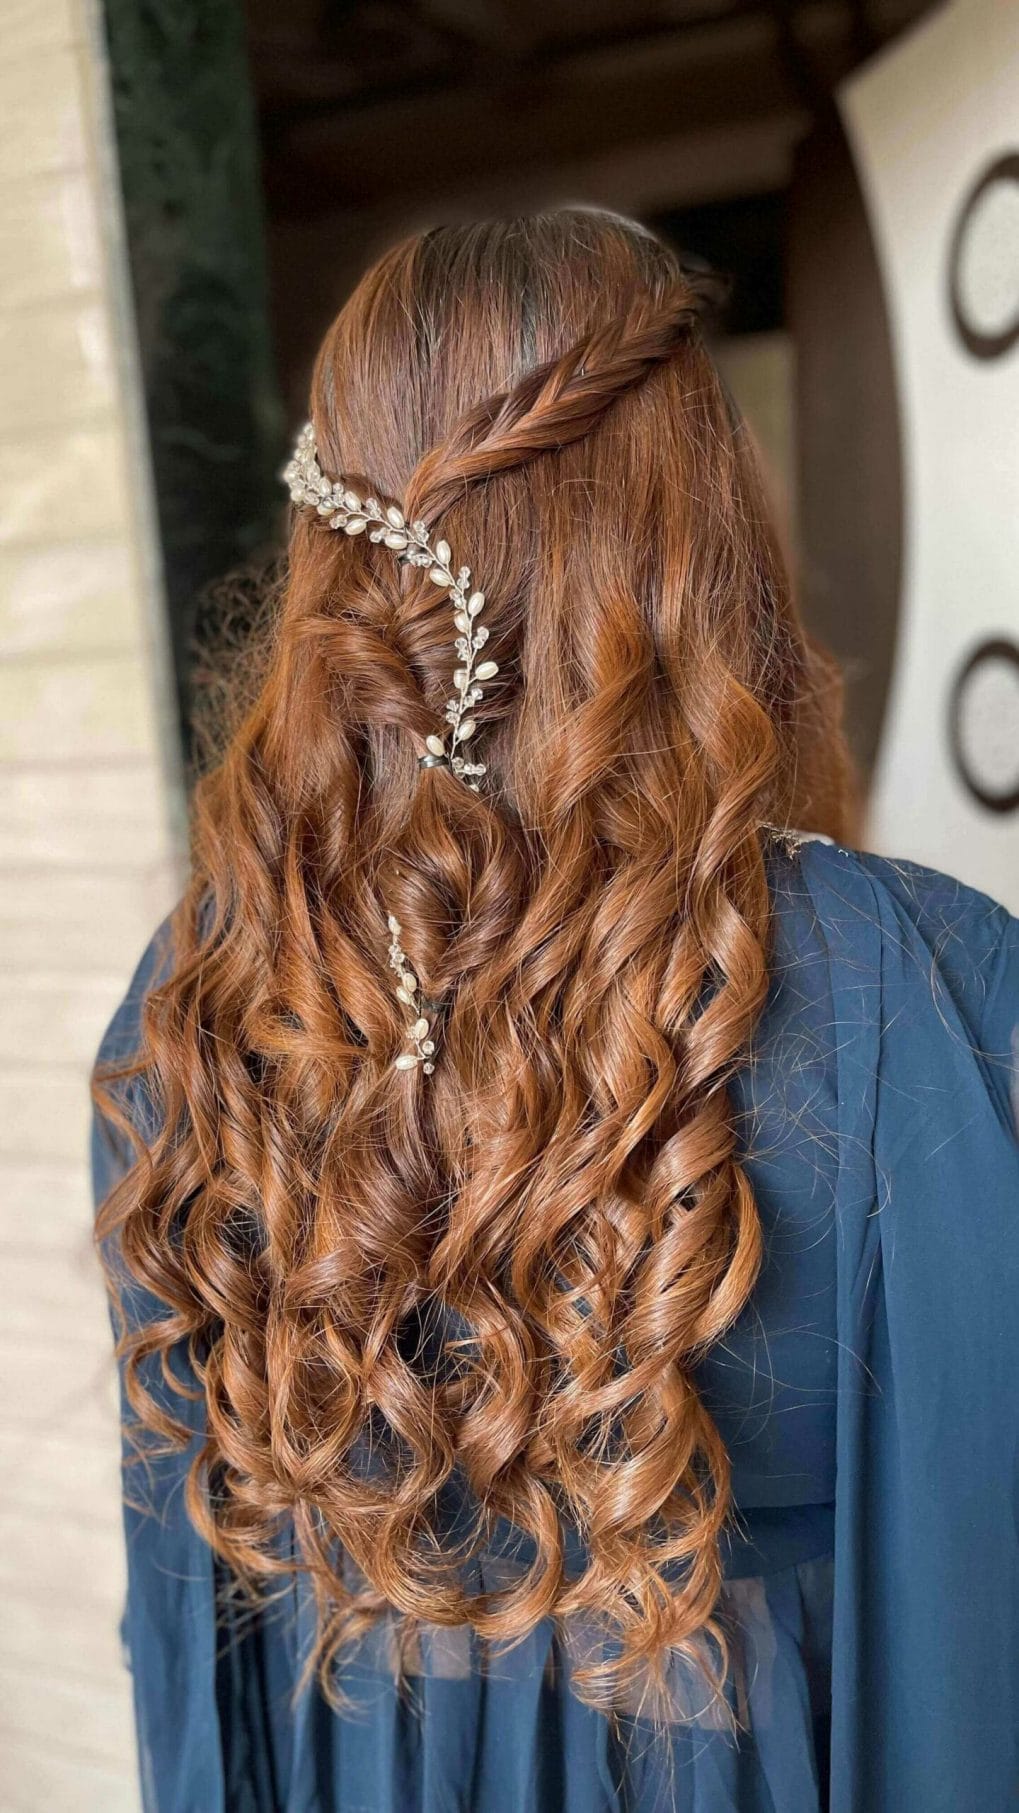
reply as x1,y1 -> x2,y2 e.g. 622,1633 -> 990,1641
95,209 -> 853,1720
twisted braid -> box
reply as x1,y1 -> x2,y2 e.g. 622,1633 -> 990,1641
407,282 -> 715,517
96,211 -> 852,1725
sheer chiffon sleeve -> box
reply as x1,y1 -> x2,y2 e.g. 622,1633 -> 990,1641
92,927 -> 230,1813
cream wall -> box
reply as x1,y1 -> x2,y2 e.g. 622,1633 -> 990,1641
842,0 -> 1019,907
0,1 -> 184,1807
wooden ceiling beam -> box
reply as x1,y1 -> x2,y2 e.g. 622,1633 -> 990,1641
271,16 -> 796,212
265,0 -> 925,215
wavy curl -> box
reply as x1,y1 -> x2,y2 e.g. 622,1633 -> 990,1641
95,209 -> 853,1719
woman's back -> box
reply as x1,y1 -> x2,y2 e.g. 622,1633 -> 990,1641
91,206 -> 1019,1813
94,835 -> 1019,1811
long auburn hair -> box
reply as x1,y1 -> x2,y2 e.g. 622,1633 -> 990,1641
96,209 -> 852,1716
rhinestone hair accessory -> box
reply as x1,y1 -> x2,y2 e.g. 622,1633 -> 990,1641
284,423 -> 496,788
386,915 -> 436,1074
284,421 -> 500,1074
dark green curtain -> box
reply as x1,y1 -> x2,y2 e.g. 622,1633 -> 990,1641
101,0 -> 284,758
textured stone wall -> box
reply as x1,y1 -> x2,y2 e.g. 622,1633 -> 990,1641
0,1 -> 183,1805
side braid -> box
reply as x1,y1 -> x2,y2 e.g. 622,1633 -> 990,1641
406,286 -> 711,520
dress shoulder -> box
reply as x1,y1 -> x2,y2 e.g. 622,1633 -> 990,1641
94,915 -> 175,1073
91,916 -> 175,1214
789,838 -> 1019,1118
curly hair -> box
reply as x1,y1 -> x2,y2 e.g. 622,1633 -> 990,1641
95,208 -> 853,1718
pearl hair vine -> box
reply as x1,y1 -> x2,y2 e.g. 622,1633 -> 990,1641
283,420 -> 500,1074
284,423 -> 496,788
385,915 -> 437,1074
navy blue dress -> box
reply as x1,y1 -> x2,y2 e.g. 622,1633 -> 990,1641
92,839 -> 1019,1812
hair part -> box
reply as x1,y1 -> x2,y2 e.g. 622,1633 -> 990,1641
96,206 -> 853,1720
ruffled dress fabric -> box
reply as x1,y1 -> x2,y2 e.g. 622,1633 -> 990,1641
92,840 -> 1019,1813
211,1548 -> 833,1813
210,1525 -> 836,1813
